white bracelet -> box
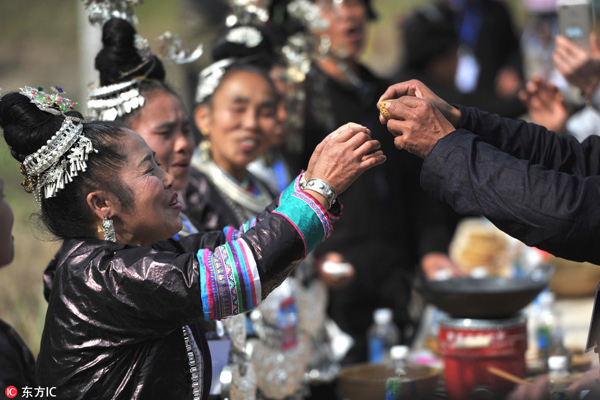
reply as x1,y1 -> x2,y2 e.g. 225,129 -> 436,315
305,178 -> 337,209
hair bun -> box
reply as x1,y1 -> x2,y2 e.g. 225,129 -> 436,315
211,24 -> 275,68
95,18 -> 165,85
0,92 -> 68,162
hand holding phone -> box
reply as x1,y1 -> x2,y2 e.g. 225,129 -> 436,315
558,0 -> 592,48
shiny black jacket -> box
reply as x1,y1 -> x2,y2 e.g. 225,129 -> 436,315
37,195 -> 336,400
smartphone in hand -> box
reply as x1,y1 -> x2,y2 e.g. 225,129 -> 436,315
558,0 -> 592,48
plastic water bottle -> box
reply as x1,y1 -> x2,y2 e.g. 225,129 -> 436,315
548,355 -> 571,400
367,308 -> 400,364
385,345 -> 415,400
535,291 -> 557,369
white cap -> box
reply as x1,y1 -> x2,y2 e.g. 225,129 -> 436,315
539,291 -> 555,305
434,269 -> 452,281
548,355 -> 568,371
374,308 -> 393,325
390,345 -> 409,360
470,267 -> 488,279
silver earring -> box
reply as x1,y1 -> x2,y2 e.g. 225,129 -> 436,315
102,218 -> 116,242
318,35 -> 331,56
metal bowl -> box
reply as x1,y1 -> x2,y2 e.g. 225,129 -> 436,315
338,363 -> 440,400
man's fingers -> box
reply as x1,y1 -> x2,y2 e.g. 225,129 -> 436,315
393,135 -> 405,150
378,80 -> 426,103
379,83 -> 411,103
387,118 -> 409,137
381,97 -> 425,123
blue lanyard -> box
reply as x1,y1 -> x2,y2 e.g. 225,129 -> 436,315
273,158 -> 289,193
451,0 -> 484,49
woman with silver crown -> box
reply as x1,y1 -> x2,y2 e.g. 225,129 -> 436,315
0,79 -> 383,400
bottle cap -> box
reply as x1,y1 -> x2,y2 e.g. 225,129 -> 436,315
374,308 -> 393,324
390,345 -> 409,360
548,355 -> 568,371
539,291 -> 555,305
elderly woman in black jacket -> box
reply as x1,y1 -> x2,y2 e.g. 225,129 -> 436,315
0,86 -> 383,399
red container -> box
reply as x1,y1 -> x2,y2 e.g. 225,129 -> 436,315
438,315 -> 527,400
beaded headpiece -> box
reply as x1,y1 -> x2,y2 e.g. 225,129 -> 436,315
16,86 -> 97,206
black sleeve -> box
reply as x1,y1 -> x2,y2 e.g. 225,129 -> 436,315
421,130 -> 600,264
458,105 -> 600,177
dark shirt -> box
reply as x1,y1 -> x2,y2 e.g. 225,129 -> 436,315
183,168 -> 241,231
0,319 -> 35,396
301,64 -> 457,361
422,105 -> 600,264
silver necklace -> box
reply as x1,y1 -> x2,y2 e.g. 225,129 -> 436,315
183,325 -> 203,400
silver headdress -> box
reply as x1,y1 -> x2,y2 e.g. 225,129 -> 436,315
157,32 -> 204,65
226,0 -> 270,26
87,79 -> 146,121
226,26 -> 263,48
83,0 -> 143,25
287,0 -> 329,32
195,25 -> 265,104
195,58 -> 235,104
17,86 -> 97,206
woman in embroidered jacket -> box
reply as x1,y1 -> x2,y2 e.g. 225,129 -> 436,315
0,85 -> 383,400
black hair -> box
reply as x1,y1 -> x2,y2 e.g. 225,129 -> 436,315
0,91 -> 132,240
94,18 -> 181,126
95,18 -> 166,86
402,4 -> 458,71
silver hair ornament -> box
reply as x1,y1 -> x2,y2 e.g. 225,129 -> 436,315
82,0 -> 142,25
228,0 -> 270,24
157,32 -> 204,64
20,86 -> 79,116
287,0 -> 329,31
195,58 -> 235,104
19,112 -> 98,207
134,34 -> 152,61
226,26 -> 263,48
87,79 -> 145,121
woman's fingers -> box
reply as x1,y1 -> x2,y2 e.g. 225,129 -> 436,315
353,138 -> 381,157
359,152 -> 386,170
362,150 -> 384,162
